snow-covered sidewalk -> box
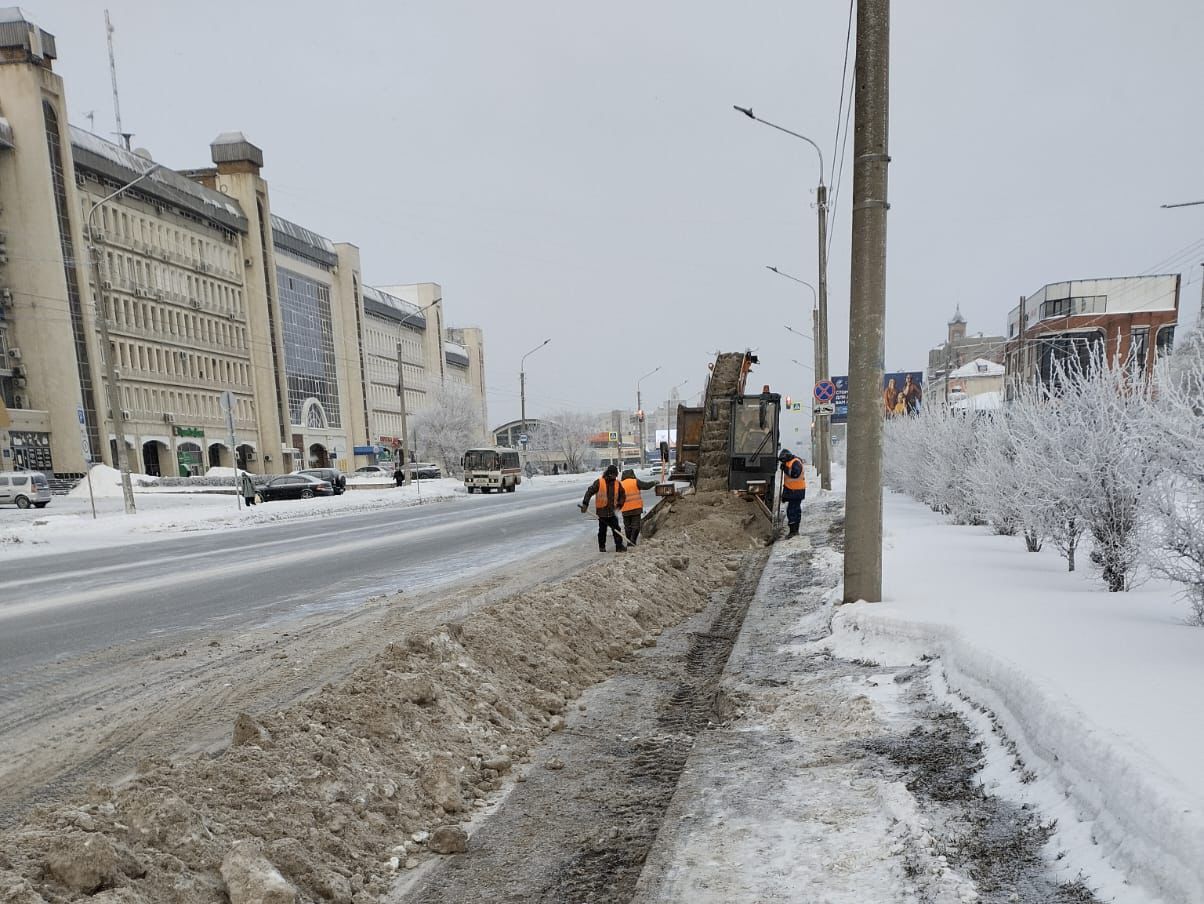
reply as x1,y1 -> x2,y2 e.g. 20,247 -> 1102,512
634,493 -> 1198,904
831,492 -> 1204,904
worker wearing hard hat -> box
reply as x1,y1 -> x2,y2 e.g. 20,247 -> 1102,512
778,448 -> 807,538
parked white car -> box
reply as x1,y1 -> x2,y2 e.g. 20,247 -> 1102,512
0,471 -> 52,509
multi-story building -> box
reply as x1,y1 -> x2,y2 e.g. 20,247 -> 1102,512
0,9 -> 486,478
1004,274 -> 1179,397
926,307 -> 1006,404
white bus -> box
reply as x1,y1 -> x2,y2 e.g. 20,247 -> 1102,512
462,447 -> 522,493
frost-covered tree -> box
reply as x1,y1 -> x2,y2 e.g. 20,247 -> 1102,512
412,381 -> 484,477
1148,337 -> 1204,622
537,410 -> 599,473
966,408 -> 1043,546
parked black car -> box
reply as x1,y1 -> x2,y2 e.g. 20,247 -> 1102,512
296,467 -> 347,494
406,462 -> 442,480
260,473 -> 334,502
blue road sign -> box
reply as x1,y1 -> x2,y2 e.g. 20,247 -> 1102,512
813,380 -> 837,403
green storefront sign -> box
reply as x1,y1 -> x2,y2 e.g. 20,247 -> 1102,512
174,425 -> 204,438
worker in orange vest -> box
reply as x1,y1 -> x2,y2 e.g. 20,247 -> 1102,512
778,448 -> 807,537
580,464 -> 628,552
619,468 -> 657,546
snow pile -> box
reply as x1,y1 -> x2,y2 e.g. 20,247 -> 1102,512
65,465 -> 156,498
829,493 -> 1204,904
0,494 -> 765,903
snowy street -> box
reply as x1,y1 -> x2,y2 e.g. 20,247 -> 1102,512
0,475 -> 615,825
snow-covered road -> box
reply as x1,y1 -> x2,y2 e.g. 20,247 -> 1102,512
0,479 -> 599,675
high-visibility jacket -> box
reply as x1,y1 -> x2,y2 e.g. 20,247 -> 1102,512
595,475 -> 619,511
620,477 -> 644,513
783,458 -> 807,492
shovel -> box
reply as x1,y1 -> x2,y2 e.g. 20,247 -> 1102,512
578,504 -> 633,548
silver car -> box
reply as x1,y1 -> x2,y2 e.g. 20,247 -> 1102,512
0,471 -> 52,509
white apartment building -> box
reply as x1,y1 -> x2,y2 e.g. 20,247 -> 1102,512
0,9 -> 486,478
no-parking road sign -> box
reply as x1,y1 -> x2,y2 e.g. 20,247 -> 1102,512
813,380 -> 837,403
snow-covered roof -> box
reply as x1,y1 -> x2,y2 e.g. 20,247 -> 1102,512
69,126 -> 247,233
270,214 -> 337,268
951,391 -> 1002,411
362,285 -> 426,329
949,358 -> 1004,378
444,340 -> 470,366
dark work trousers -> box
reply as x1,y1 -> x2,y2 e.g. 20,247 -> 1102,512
784,490 -> 805,527
622,510 -> 643,546
597,513 -> 625,550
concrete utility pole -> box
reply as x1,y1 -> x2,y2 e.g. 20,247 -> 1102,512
87,163 -> 162,515
843,0 -> 891,605
636,366 -> 661,467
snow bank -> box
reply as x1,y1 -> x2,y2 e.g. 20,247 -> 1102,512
66,465 -> 156,498
829,493 -> 1204,904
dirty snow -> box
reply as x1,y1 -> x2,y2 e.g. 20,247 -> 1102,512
0,493 -> 766,903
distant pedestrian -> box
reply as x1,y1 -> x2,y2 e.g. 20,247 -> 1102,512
778,449 -> 807,537
241,472 -> 257,506
580,464 -> 627,552
552,463 -> 559,475
619,468 -> 656,546
393,466 -> 404,487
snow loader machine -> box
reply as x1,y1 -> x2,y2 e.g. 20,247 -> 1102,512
664,351 -> 782,520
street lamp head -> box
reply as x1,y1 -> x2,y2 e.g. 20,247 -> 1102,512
766,265 -> 779,274
733,105 -> 755,119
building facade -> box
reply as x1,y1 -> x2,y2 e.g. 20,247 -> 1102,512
925,306 -> 1006,404
1003,275 -> 1179,397
0,10 -> 486,477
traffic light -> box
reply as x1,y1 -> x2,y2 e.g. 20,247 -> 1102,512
637,409 -> 645,422
784,395 -> 792,409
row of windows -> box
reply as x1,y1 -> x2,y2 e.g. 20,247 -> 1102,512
104,295 -> 248,353
368,380 -> 424,409
119,382 -> 254,423
366,354 -> 424,387
93,197 -> 240,279
363,323 -> 424,361
112,338 -> 251,388
102,249 -> 244,318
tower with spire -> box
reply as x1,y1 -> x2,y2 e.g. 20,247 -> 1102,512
947,305 -> 967,343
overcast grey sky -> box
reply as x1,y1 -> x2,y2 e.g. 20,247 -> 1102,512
37,0 -> 1204,426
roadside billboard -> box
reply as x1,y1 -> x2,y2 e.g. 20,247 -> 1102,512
831,372 -> 923,423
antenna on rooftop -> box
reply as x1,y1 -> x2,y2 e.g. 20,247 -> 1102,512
83,110 -> 95,131
104,10 -> 129,150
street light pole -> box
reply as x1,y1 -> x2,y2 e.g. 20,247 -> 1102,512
736,108 -> 833,491
665,379 -> 689,452
772,265 -> 823,474
86,162 -> 162,515
393,297 -> 442,486
635,366 -> 661,467
519,339 -> 551,469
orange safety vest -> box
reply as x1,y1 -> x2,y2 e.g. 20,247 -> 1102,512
620,477 -> 644,513
595,475 -> 617,510
783,458 -> 807,492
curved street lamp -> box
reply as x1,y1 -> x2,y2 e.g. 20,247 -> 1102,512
635,366 -> 661,466
519,339 -> 551,465
738,105 -> 832,491
86,162 -> 163,516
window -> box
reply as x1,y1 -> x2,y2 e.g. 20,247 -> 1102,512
1129,327 -> 1150,375
1156,324 -> 1175,359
